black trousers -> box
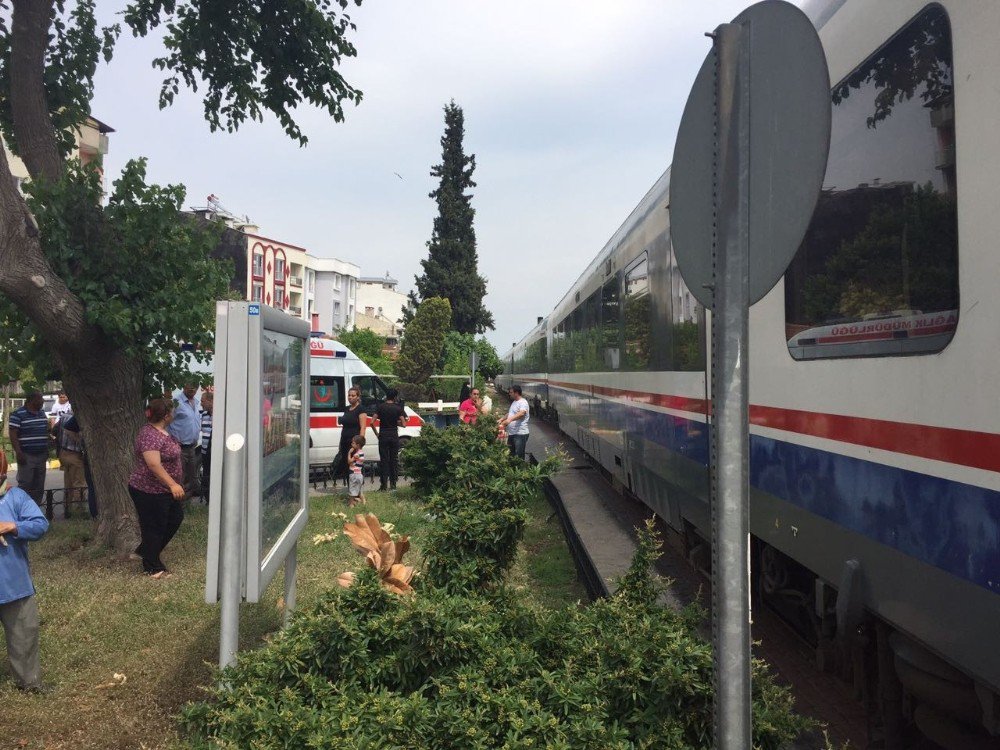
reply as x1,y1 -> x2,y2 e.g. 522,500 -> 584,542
179,443 -> 201,498
379,435 -> 400,489
201,443 -> 211,501
129,485 -> 184,573
334,430 -> 359,480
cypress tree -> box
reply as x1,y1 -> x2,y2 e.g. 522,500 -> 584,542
410,101 -> 494,333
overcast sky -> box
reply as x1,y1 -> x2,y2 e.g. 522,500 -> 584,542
92,1 -> 758,353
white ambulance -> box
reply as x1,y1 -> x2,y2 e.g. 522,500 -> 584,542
308,338 -> 423,468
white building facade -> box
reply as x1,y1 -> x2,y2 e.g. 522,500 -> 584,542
311,257 -> 360,334
356,272 -> 411,331
190,198 -> 361,331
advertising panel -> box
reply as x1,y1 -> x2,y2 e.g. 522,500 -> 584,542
206,301 -> 310,604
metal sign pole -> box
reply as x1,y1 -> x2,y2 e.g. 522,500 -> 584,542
283,544 -> 297,627
711,21 -> 752,750
671,7 -> 828,743
219,433 -> 246,670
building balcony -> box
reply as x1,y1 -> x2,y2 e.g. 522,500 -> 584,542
935,144 -> 955,170
288,305 -> 303,317
289,275 -> 303,287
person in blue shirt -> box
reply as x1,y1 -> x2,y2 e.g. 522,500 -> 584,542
0,451 -> 50,692
168,383 -> 202,499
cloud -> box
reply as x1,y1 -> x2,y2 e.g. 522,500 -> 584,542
91,0 -> 757,352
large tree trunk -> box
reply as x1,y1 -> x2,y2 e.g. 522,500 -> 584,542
1,116 -> 146,555
0,0 -> 146,555
59,348 -> 144,555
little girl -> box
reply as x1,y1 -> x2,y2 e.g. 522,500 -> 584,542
347,434 -> 366,507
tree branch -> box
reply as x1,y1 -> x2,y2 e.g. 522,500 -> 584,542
0,147 -> 93,352
10,0 -> 63,183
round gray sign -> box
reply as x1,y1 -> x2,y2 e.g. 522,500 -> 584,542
669,0 -> 831,308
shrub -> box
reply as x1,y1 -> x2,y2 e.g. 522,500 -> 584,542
182,524 -> 810,749
401,420 -> 562,594
182,424 -> 811,749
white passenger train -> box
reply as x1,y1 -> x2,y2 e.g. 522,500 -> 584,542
500,2 -> 1000,746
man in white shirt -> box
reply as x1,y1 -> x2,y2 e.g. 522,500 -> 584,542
499,385 -> 530,459
48,391 -> 72,424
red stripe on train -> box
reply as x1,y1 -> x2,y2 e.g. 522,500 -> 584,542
748,406 -> 1000,473
533,378 -> 1000,474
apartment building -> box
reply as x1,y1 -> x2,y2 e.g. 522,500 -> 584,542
3,115 -> 113,190
193,202 -> 360,332
245,231 -> 313,317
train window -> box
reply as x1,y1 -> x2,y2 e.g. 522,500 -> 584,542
569,291 -> 601,372
521,336 -> 547,373
624,255 -> 651,369
602,277 -> 621,370
784,6 -> 957,360
672,289 -> 706,371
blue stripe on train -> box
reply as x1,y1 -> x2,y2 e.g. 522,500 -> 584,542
549,382 -> 1000,593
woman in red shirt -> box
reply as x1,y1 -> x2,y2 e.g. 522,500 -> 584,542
128,398 -> 185,578
459,388 -> 482,425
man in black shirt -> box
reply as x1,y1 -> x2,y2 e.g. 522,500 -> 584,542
372,389 -> 407,491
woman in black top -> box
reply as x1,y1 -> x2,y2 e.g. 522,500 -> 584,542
334,387 -> 367,480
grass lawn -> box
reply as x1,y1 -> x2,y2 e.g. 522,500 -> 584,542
2,485 -> 586,749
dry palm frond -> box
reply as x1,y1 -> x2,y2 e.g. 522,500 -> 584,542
337,514 -> 415,595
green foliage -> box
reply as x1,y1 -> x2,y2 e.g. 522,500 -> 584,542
0,0 -> 119,159
183,426 -> 810,748
394,297 -> 451,386
335,326 -> 394,375
433,332 -> 502,399
624,293 -> 651,370
551,327 -> 604,373
394,381 -> 427,404
402,420 -> 562,594
513,336 -> 547,375
802,184 -> 958,323
412,101 -> 493,334
0,0 -> 363,156
672,321 -> 705,371
832,6 -> 950,130
122,0 -> 363,145
616,518 -> 666,609
0,160 -> 230,395
442,331 -> 503,379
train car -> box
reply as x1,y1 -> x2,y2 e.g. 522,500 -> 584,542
501,2 -> 1000,747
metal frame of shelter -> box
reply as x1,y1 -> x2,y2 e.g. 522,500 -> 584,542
205,300 -> 311,668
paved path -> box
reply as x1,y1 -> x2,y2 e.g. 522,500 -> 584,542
528,418 -> 692,611
7,463 -> 67,493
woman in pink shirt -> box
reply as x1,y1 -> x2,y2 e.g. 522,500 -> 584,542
459,388 -> 482,425
128,398 -> 185,578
